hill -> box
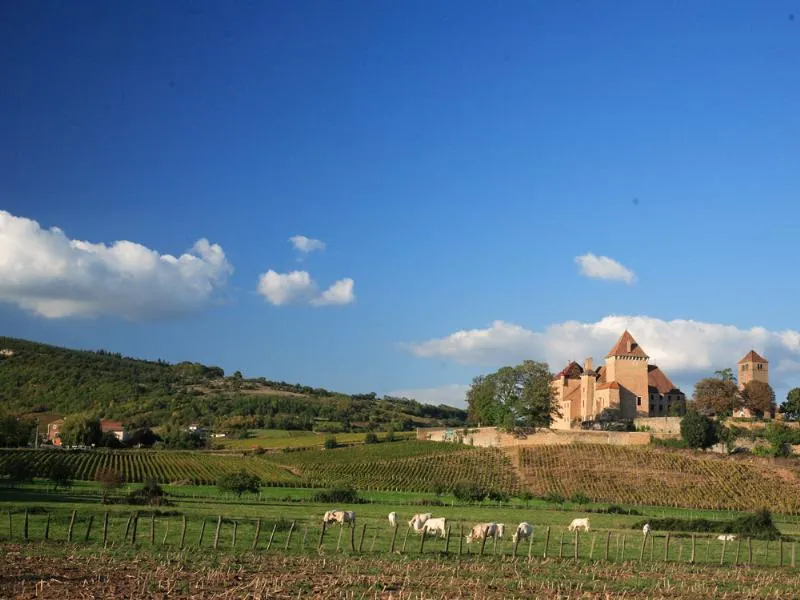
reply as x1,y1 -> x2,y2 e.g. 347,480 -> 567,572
0,336 -> 467,432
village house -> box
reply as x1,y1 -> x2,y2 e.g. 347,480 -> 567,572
46,417 -> 127,446
551,330 -> 687,428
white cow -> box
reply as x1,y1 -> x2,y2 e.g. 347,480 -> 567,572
512,522 -> 533,544
465,522 -> 505,544
642,523 -> 651,537
568,518 -> 590,532
421,517 -> 448,538
717,534 -> 736,541
323,510 -> 340,524
324,510 -> 356,527
388,512 -> 398,527
408,513 -> 432,530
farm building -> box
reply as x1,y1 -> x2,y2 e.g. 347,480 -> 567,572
551,330 -> 687,428
47,418 -> 127,446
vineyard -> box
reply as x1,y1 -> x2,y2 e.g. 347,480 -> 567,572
517,445 -> 800,513
0,441 -> 521,492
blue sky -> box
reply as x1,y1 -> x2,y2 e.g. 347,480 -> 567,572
2,1 -> 800,406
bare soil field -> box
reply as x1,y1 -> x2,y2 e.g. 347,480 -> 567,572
2,545 -> 799,599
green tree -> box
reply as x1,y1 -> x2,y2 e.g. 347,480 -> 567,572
763,422 -> 799,457
780,388 -> 800,421
96,468 -> 125,503
217,470 -> 261,497
742,381 -> 776,419
692,377 -> 741,417
0,457 -> 33,485
60,416 -> 102,447
46,458 -> 73,491
364,432 -> 379,444
680,410 -> 718,449
0,415 -> 36,447
466,360 -> 560,430
714,368 -> 737,383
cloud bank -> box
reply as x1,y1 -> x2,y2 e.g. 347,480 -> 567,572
574,253 -> 635,284
0,210 -> 232,319
257,270 -> 355,307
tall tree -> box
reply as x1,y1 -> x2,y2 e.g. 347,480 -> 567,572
693,377 -> 741,416
60,416 -> 102,447
780,388 -> 800,421
741,381 -> 776,418
465,360 -> 560,430
714,368 -> 737,383
680,410 -> 718,449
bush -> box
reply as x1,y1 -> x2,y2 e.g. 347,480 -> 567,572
46,458 -> 73,491
311,486 -> 360,504
217,470 -> 261,497
543,491 -> 565,504
452,480 -> 488,502
127,479 -> 169,506
364,432 -> 379,445
385,428 -> 396,442
323,436 -> 338,450
680,410 -> 718,449
570,492 -> 590,505
486,489 -> 510,503
632,509 -> 781,540
651,436 -> 689,449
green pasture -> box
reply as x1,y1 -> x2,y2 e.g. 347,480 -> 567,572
216,429 -> 414,450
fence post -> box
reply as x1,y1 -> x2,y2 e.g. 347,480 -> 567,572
162,520 -> 170,547
444,524 -> 452,555
131,512 -> 139,545
85,515 -> 94,542
123,514 -> 132,541
459,524 -> 464,557
735,537 -> 741,565
335,526 -> 344,552
350,523 -> 356,552
640,535 -> 647,561
792,542 -> 796,568
232,520 -> 238,549
44,513 -> 50,541
765,541 -> 771,566
419,529 -> 427,554
390,524 -> 398,553
543,526 -> 551,559
213,516 -> 222,550
558,532 -> 564,558
68,510 -> 76,543
528,529 -> 535,561
369,528 -> 378,552
150,514 -> 156,545
621,535 -> 626,561
780,539 -> 784,567
401,527 -> 410,553
358,523 -> 366,553
266,523 -> 278,551
252,519 -> 261,550
317,521 -> 326,549
285,521 -> 296,551
664,533 -> 670,562
302,527 -> 308,552
198,519 -> 206,547
512,532 -> 520,557
479,533 -> 487,556
102,513 -> 109,547
493,533 -> 499,556
748,538 -> 753,565
23,510 -> 28,541
574,530 -> 579,560
7,510 -> 11,539
690,534 -> 695,563
590,533 -> 596,561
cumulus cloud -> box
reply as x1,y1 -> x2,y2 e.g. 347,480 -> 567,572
407,315 -> 800,396
0,210 -> 232,320
311,278 -> 355,306
257,270 -> 355,307
574,253 -> 635,284
388,384 -> 470,408
289,235 -> 326,256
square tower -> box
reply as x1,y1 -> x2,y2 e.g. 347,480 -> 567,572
604,330 -> 649,418
737,350 -> 768,390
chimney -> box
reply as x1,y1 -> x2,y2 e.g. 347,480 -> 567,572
626,340 -> 633,353
583,357 -> 593,372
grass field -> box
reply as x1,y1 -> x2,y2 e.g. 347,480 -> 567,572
215,428 -> 414,450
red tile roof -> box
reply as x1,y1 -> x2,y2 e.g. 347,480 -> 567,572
554,361 -> 583,380
738,350 -> 768,364
596,381 -> 620,390
605,330 -> 649,359
100,419 -> 124,433
647,365 -> 680,394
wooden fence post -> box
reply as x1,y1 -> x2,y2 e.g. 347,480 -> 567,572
401,527 -> 410,553
232,520 -> 238,549
369,528 -> 378,552
213,516 -> 222,549
543,526 -> 551,559
419,529 -> 427,554
650,534 -> 655,561
791,542 -> 796,568
68,510 -> 76,543
390,524 -> 398,553
444,525 -> 452,555
317,521 -> 326,549
690,534 -> 696,563
621,535 -> 626,561
162,520 -> 170,547
512,532 -> 520,557
131,512 -> 138,545
664,533 -> 670,562
285,521 -> 296,551
558,532 -> 564,558
748,538 -> 753,565
85,515 -> 94,542
528,529 -> 535,561
150,513 -> 156,545
735,537 -> 741,565
266,523 -> 278,551
198,519 -> 206,547
44,513 -> 50,541
7,510 -> 11,539
779,539 -> 784,567
358,523 -> 366,553
335,525 -> 344,552
102,513 -> 109,547
350,523 -> 356,552
590,533 -> 596,560
252,518 -> 261,550
302,528 -> 308,552
640,535 -> 647,561
23,510 -> 28,541
705,537 -> 711,562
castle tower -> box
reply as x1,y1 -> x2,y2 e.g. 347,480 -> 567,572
604,330 -> 649,418
737,350 -> 768,390
580,357 -> 596,420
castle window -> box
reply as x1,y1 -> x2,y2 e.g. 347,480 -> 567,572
742,364 -> 748,371
757,364 -> 763,370
636,396 -> 641,406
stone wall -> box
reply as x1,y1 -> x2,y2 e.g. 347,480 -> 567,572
417,426 -> 669,448
634,417 -> 682,434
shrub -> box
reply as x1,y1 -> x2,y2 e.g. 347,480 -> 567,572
651,437 -> 689,449
46,458 -> 74,491
217,470 -> 261,497
486,489 -> 510,503
632,509 -> 780,540
311,486 -> 360,504
452,480 -> 488,502
570,492 -> 590,505
544,491 -> 565,504
127,479 -> 169,506
385,428 -> 396,442
680,410 -> 718,449
364,432 -> 379,445
323,436 -> 338,450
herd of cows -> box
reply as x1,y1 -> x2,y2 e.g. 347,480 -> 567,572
321,511 -> 739,544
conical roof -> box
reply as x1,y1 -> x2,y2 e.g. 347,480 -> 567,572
738,350 -> 768,364
605,330 -> 649,359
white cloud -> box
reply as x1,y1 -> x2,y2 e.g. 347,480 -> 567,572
574,253 -> 635,284
407,315 -> 800,397
257,271 -> 355,307
388,384 -> 470,408
0,210 -> 232,320
289,235 -> 326,255
256,270 -> 316,306
311,278 -> 355,306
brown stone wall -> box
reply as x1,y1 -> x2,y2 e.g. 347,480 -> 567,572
634,417 -> 682,434
417,426 -> 663,448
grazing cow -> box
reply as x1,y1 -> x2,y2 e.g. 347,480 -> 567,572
323,510 -> 340,524
421,517 -> 447,538
465,522 -> 505,544
568,518 -> 590,532
642,523 -> 651,537
717,534 -> 736,542
408,513 -> 432,530
323,510 -> 356,527
388,512 -> 398,527
512,522 -> 533,544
